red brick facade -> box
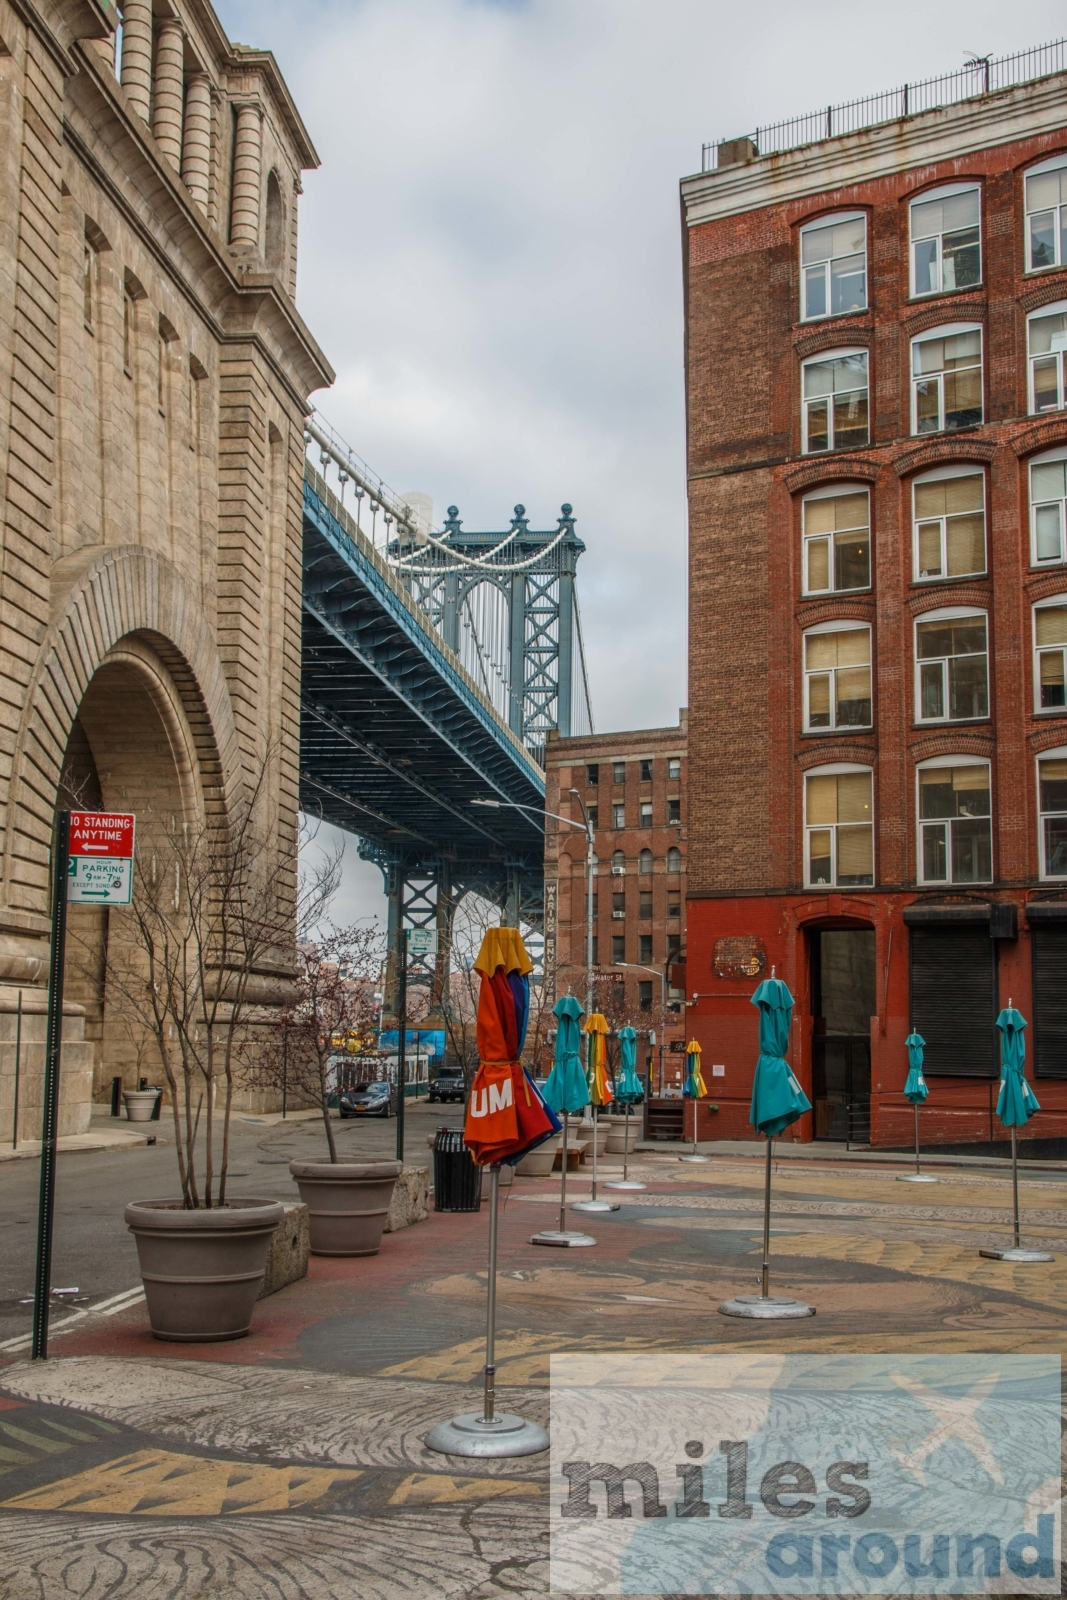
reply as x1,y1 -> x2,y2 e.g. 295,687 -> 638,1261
543,718 -> 688,1089
681,71 -> 1067,1147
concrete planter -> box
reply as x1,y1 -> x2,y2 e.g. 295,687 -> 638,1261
123,1089 -> 161,1123
124,1197 -> 284,1342
514,1133 -> 561,1177
606,1117 -> 639,1153
289,1160 -> 402,1256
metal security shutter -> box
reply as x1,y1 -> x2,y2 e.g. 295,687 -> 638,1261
1033,926 -> 1067,1080
909,928 -> 997,1076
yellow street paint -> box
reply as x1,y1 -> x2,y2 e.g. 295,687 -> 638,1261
386,1473 -> 542,1506
0,1421 -> 72,1455
0,1449 -> 362,1516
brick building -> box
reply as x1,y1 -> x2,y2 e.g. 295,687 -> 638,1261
681,52 -> 1067,1148
543,716 -> 688,1090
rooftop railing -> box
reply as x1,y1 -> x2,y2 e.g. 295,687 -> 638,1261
701,37 -> 1066,172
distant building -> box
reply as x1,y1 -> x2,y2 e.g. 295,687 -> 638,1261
543,715 -> 688,1091
681,47 -> 1067,1148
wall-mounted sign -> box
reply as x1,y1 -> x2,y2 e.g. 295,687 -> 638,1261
713,935 -> 766,980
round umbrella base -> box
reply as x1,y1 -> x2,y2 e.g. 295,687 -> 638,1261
897,1173 -> 939,1183
719,1294 -> 815,1320
529,1229 -> 597,1247
571,1198 -> 621,1213
979,1246 -> 1054,1262
679,1154 -> 711,1164
425,1412 -> 549,1458
604,1179 -> 647,1191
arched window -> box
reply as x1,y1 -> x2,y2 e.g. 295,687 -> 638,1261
915,607 -> 988,723
912,466 -> 986,582
909,184 -> 981,296
802,485 -> 870,595
917,756 -> 991,884
805,765 -> 874,887
1027,301 -> 1067,414
1031,447 -> 1067,565
639,848 -> 653,874
1025,154 -> 1067,272
612,849 -> 626,874
666,846 -> 681,874
803,622 -> 872,731
799,212 -> 866,321
1034,596 -> 1067,712
911,324 -> 982,434
1037,747 -> 1067,877
265,169 -> 285,268
801,349 -> 868,453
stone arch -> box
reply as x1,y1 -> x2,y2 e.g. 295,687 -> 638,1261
265,168 -> 285,268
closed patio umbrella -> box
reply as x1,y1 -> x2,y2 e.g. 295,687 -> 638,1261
680,1039 -> 710,1163
605,1025 -> 645,1192
532,995 -> 596,1247
898,1031 -> 937,1184
573,1013 -> 618,1214
980,1004 -> 1051,1264
721,974 -> 814,1320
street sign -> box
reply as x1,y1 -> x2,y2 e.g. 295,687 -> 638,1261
66,812 -> 135,904
406,927 -> 437,959
67,856 -> 132,905
69,811 -> 135,858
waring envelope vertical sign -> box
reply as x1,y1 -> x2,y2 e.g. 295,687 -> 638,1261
67,811 -> 135,904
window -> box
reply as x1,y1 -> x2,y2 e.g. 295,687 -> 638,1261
639,759 -> 652,782
638,981 -> 653,1012
1038,750 -> 1067,877
639,848 -> 653,874
805,767 -> 874,887
591,935 -> 598,964
918,760 -> 991,884
667,846 -> 682,873
667,798 -> 681,823
586,764 -> 599,785
804,625 -> 872,731
639,800 -> 653,826
612,761 -> 625,783
802,487 -> 870,594
1025,155 -> 1067,271
1031,450 -> 1067,564
911,326 -> 982,433
913,469 -> 985,581
910,185 -> 981,296
83,241 -> 95,327
612,891 -> 626,917
587,806 -> 598,828
1035,601 -> 1067,711
1028,304 -> 1067,413
639,890 -> 652,918
915,611 -> 988,722
611,803 -> 625,829
612,935 -> 625,964
591,893 -> 598,918
666,932 -> 681,959
611,849 -> 626,872
667,891 -> 681,918
800,213 -> 866,321
638,933 -> 653,964
802,350 -> 868,453
668,758 -> 681,779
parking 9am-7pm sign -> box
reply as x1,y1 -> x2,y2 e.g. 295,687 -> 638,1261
66,811 -> 135,905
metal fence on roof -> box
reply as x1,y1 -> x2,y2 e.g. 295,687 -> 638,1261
701,38 -> 1067,172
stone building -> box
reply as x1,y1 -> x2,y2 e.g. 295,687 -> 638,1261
0,0 -> 332,1138
681,52 -> 1067,1147
543,715 -> 688,1091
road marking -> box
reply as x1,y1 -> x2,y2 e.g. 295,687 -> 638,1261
0,1449 -> 363,1516
387,1472 -> 541,1506
0,1286 -> 145,1353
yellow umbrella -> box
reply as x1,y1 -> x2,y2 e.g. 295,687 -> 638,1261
584,1012 -> 613,1107
681,1038 -> 710,1164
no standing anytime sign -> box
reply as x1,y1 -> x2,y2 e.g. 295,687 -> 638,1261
67,811 -> 136,904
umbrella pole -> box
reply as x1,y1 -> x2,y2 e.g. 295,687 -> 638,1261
558,1112 -> 569,1234
483,1164 -> 499,1424
1012,1126 -> 1020,1251
572,1103 -> 620,1213
761,1136 -> 773,1300
591,1105 -> 598,1199
914,1103 -> 921,1175
623,1101 -> 630,1183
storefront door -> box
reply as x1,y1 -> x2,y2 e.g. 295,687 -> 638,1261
810,928 -> 875,1143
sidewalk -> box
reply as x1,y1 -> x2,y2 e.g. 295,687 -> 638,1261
0,1123 -> 162,1163
637,1136 -> 1067,1174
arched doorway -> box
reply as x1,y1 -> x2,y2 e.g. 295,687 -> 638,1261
806,918 -> 875,1144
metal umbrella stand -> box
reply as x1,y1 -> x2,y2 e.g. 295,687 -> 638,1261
897,1031 -> 938,1184
573,1013 -> 619,1215
531,994 -> 596,1247
979,1003 -> 1052,1264
720,975 -> 815,1320
606,1025 -> 645,1192
679,1039 -> 710,1164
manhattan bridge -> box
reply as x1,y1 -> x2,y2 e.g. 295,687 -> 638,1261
300,413 -> 594,1014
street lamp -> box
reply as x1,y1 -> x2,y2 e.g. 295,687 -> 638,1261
471,796 -> 599,1245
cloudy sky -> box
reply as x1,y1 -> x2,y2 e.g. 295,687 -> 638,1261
214,0 -> 1063,922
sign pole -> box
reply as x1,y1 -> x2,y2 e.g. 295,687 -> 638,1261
395,926 -> 406,1165
32,810 -> 71,1361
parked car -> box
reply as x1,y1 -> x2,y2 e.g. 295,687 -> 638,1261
428,1066 -> 465,1104
339,1080 -> 398,1118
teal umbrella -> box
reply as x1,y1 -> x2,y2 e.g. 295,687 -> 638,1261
981,1006 -> 1048,1261
615,1027 -> 641,1102
749,978 -> 810,1137
544,996 -> 589,1115
995,1007 -> 1039,1127
903,1033 -> 928,1104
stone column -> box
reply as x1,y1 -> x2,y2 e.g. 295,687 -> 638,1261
229,103 -> 263,249
152,18 -> 185,171
181,72 -> 211,211
119,0 -> 153,123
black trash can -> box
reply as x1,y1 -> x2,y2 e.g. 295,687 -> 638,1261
433,1128 -> 481,1212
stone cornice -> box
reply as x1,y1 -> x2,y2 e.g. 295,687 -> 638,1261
682,72 -> 1067,228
